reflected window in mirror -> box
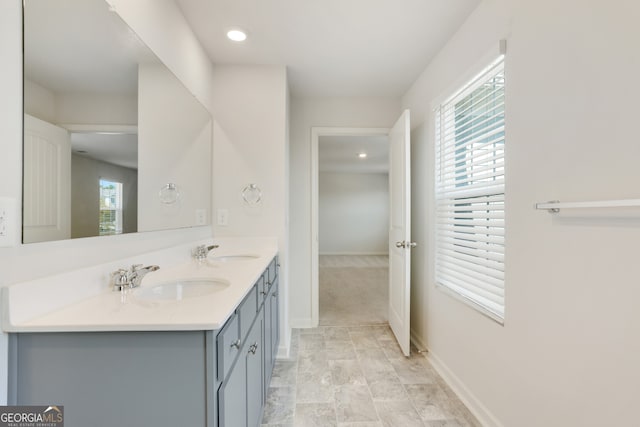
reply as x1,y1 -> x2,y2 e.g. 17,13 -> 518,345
99,179 -> 124,236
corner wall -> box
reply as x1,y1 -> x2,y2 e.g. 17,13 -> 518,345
209,64 -> 291,355
403,0 -> 640,425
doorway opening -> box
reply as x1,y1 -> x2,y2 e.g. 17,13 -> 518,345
311,127 -> 390,327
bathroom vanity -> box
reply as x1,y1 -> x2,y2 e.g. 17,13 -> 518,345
5,250 -> 279,427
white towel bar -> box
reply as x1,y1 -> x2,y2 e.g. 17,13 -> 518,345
535,199 -> 640,213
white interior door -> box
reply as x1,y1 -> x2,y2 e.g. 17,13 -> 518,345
388,109 -> 412,356
23,114 -> 71,243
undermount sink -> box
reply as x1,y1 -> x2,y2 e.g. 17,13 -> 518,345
133,279 -> 229,301
208,254 -> 260,263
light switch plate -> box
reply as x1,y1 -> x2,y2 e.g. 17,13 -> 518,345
195,209 -> 207,226
0,197 -> 17,247
217,209 -> 229,226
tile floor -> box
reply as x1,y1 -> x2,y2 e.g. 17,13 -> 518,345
261,325 -> 481,427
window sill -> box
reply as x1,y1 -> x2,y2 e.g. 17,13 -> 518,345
435,283 -> 505,326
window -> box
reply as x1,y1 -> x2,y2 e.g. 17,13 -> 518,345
434,55 -> 505,322
99,179 -> 123,236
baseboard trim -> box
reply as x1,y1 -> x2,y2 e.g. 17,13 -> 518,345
289,317 -> 316,329
276,328 -> 292,360
410,328 -> 428,352
426,349 -> 504,427
276,343 -> 290,360
318,252 -> 389,256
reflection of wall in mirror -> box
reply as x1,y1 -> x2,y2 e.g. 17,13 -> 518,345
24,79 -> 137,126
138,64 -> 212,232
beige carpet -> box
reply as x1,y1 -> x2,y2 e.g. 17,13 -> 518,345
319,255 -> 389,326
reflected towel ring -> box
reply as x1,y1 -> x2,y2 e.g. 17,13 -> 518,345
242,184 -> 262,206
159,183 -> 180,204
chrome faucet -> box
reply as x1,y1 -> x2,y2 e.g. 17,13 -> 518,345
129,264 -> 160,288
111,268 -> 130,291
192,244 -> 219,261
111,264 -> 160,291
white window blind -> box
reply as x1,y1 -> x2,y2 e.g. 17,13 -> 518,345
435,56 -> 505,322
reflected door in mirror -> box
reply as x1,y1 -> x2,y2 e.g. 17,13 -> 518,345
23,115 -> 71,243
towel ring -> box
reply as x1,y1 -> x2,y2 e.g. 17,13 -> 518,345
159,183 -> 180,204
242,184 -> 262,206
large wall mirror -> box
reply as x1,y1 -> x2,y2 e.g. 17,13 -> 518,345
23,0 -> 213,244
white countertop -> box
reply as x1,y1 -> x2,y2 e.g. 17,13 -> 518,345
2,238 -> 277,332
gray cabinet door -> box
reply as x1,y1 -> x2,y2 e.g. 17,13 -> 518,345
270,277 -> 280,361
246,314 -> 264,427
263,286 -> 273,396
219,351 -> 247,427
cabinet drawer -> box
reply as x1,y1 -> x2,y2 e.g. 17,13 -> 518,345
238,284 -> 258,343
217,313 -> 240,381
267,257 -> 278,286
257,274 -> 267,308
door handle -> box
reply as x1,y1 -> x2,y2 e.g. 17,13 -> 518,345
395,241 -> 417,249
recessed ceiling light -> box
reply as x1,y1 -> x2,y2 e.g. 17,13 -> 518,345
358,153 -> 367,159
227,29 -> 247,42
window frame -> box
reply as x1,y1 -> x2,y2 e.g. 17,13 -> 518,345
99,178 -> 124,236
434,54 -> 506,324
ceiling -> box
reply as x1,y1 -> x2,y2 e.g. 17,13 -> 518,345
319,135 -> 389,174
24,0 -> 151,169
71,132 -> 138,169
24,0 -> 479,170
176,0 -> 480,97
24,0 -> 157,95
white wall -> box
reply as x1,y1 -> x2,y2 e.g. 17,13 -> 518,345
56,93 -> 137,126
0,0 -> 216,404
403,0 -> 640,425
24,78 -> 137,126
319,172 -> 388,255
105,0 -> 216,113
23,79 -> 55,123
209,64 -> 291,355
137,63 -> 212,232
289,97 -> 400,326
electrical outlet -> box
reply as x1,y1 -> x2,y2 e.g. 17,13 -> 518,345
217,209 -> 229,226
0,197 -> 16,247
195,209 -> 206,226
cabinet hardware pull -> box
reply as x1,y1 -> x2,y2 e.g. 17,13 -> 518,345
249,342 -> 258,355
230,339 -> 241,349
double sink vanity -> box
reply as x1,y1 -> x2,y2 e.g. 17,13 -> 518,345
2,239 -> 280,427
